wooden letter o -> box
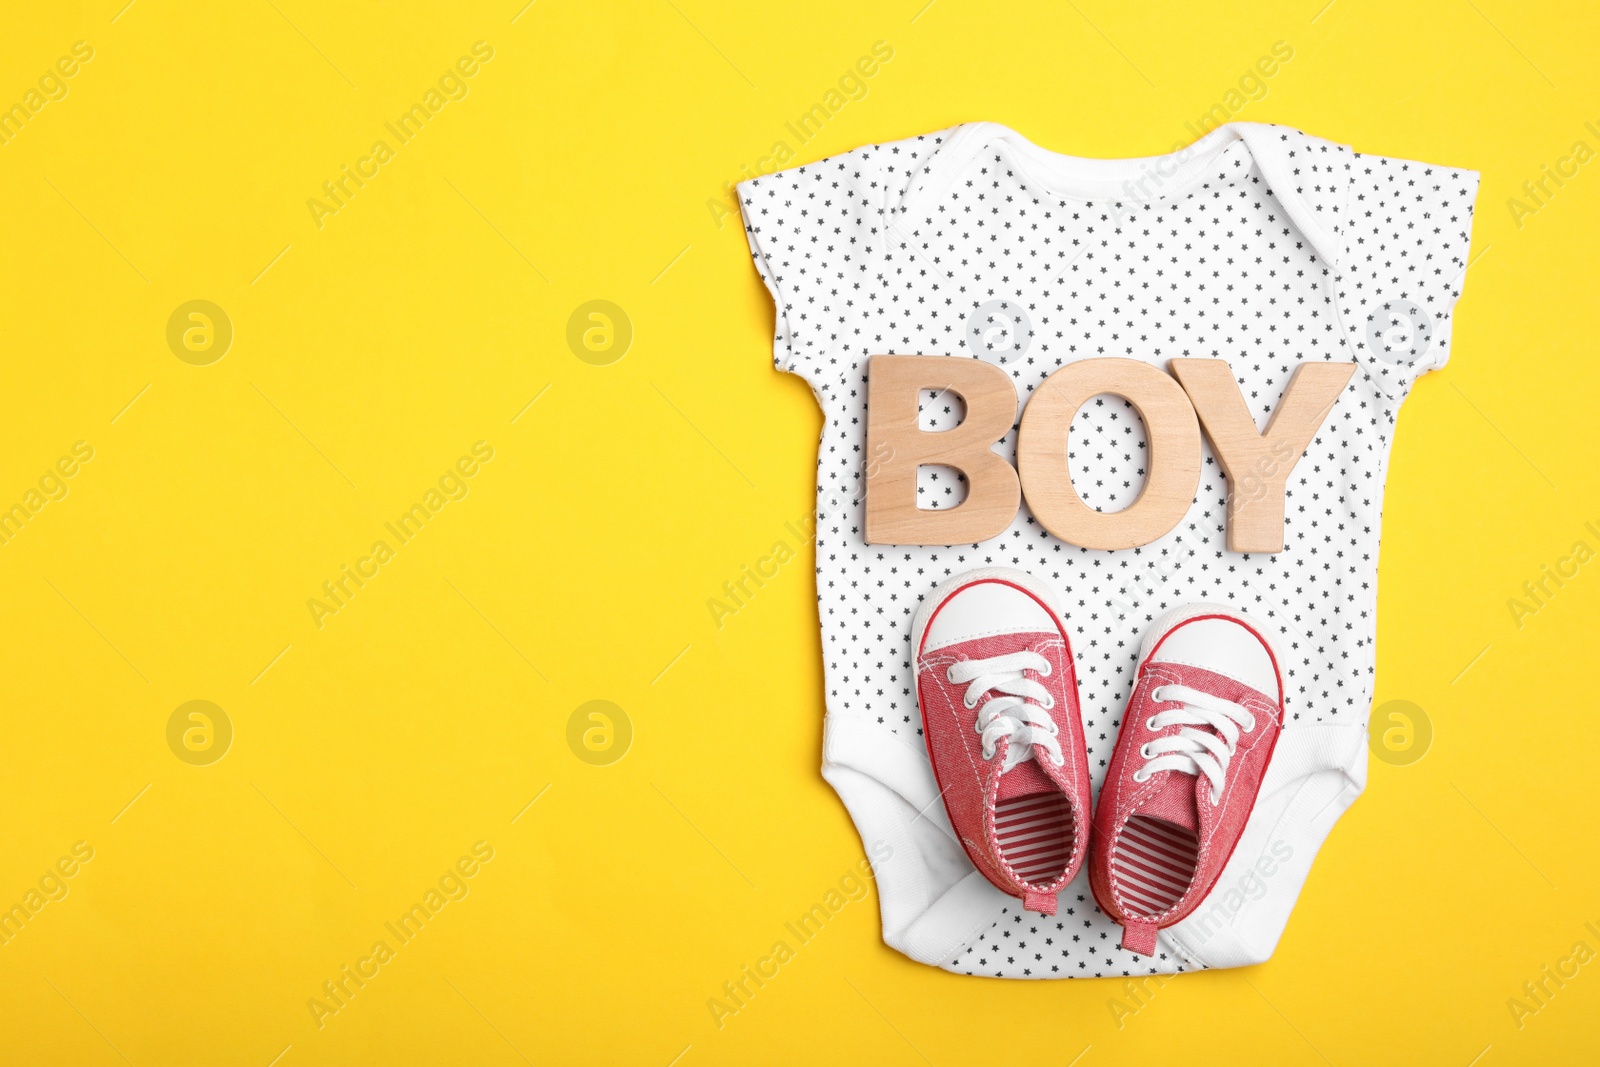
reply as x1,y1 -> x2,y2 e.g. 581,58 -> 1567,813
1018,357 -> 1201,550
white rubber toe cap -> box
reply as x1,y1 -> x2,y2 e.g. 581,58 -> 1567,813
1148,613 -> 1279,698
923,579 -> 1057,653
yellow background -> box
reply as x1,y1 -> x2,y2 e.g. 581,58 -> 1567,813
0,0 -> 1595,1063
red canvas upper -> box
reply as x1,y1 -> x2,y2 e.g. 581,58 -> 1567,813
914,573 -> 1092,915
1089,609 -> 1285,955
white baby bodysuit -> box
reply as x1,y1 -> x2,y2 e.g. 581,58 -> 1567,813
739,122 -> 1477,978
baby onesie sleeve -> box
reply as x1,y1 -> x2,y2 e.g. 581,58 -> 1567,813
1338,153 -> 1480,399
737,133 -> 950,388
737,153 -> 883,387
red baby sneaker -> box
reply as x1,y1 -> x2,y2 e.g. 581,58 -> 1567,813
912,568 -> 1091,915
1090,603 -> 1285,955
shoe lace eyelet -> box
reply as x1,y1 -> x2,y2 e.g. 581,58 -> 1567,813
946,667 -> 957,683
1145,716 -> 1159,732
963,696 -> 977,709
1041,695 -> 1055,710
1131,770 -> 1149,783
1139,743 -> 1153,759
1038,660 -> 1053,677
1150,686 -> 1165,702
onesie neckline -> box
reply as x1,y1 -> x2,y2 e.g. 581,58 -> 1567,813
990,122 -> 1248,205
908,121 -> 1245,211
901,121 -> 1347,269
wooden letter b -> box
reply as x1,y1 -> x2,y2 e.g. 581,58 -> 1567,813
865,355 -> 1022,545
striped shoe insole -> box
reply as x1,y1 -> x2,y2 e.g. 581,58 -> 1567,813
993,792 -> 1074,885
1110,815 -> 1199,916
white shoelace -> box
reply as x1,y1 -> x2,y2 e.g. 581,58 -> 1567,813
1133,684 -> 1256,805
945,650 -> 1063,773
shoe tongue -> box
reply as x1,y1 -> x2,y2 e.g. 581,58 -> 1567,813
996,753 -> 1053,801
1135,772 -> 1202,833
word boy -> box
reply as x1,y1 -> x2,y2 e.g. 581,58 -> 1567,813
865,355 -> 1355,553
